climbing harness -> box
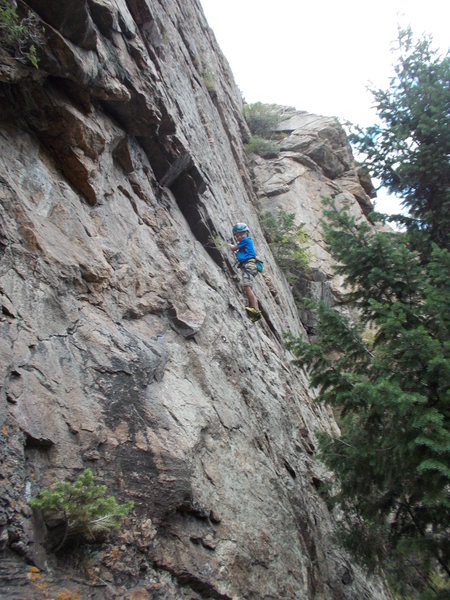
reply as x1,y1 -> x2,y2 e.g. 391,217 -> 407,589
238,257 -> 263,273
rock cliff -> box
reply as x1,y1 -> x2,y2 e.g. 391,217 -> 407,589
0,1 -> 389,598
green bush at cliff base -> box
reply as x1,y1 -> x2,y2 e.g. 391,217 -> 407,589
30,469 -> 134,550
0,0 -> 42,68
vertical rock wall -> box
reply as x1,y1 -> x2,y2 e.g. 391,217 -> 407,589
0,1 -> 389,598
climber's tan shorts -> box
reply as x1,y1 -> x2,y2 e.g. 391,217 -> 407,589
240,261 -> 258,289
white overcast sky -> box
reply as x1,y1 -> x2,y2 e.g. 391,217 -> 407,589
199,1 -> 449,213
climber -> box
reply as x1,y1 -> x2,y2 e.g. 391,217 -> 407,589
229,223 -> 262,323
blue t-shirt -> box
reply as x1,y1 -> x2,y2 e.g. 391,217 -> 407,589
236,236 -> 256,263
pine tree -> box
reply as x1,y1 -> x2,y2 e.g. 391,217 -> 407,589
288,28 -> 450,597
287,204 -> 449,595
349,27 -> 450,252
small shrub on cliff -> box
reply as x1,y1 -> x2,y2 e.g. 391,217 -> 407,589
0,0 -> 42,68
243,102 -> 280,138
244,136 -> 279,158
261,210 -> 310,281
243,103 -> 281,157
202,69 -> 216,93
207,233 -> 225,252
30,469 -> 133,550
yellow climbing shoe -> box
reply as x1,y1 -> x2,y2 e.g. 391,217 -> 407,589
245,307 -> 262,322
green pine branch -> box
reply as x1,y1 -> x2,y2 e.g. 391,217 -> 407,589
30,469 -> 134,550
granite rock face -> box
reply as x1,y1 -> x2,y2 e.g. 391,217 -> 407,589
0,1 -> 390,598
253,107 -> 379,334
